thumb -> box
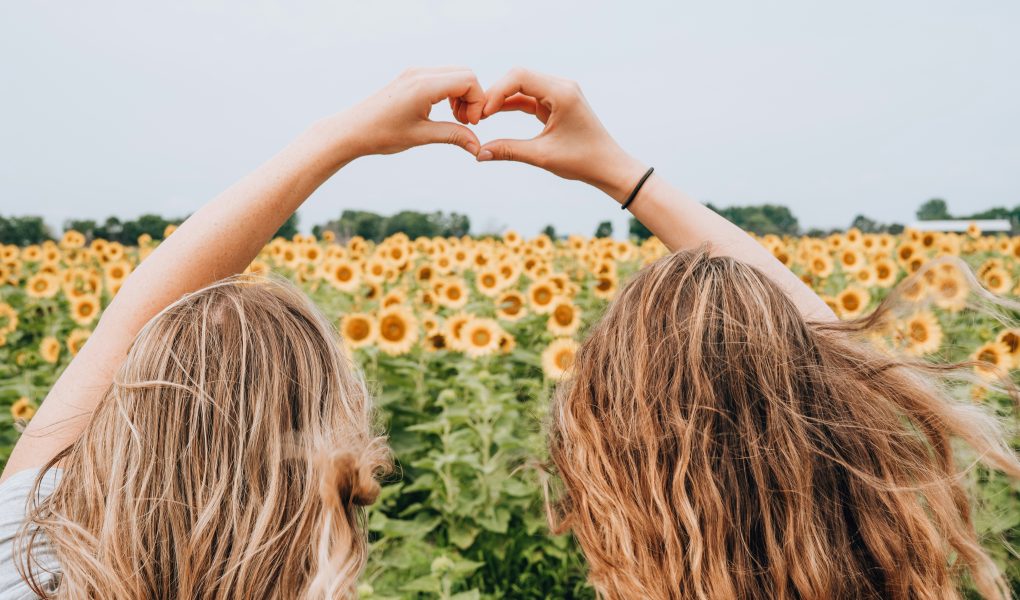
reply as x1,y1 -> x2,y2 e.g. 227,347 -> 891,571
476,138 -> 544,167
418,121 -> 481,156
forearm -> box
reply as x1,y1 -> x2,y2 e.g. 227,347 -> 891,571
1,119 -> 358,479
603,156 -> 836,322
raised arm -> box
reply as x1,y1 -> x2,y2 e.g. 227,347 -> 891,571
474,68 -> 835,322
1,67 -> 487,482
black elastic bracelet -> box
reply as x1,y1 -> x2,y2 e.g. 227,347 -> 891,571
620,167 -> 654,211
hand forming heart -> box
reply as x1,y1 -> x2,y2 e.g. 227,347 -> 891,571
333,66 -> 649,205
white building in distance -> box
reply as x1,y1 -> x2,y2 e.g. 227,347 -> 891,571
908,219 -> 1011,233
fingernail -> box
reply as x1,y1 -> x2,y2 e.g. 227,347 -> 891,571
466,142 -> 479,155
477,149 -> 493,162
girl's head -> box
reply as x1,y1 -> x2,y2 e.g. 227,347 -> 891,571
20,276 -> 389,598
550,246 -> 1020,600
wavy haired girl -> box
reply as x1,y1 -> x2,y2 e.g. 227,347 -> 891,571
473,68 -> 1020,600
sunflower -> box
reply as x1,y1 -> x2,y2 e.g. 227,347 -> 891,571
498,332 -> 516,354
376,306 -> 419,356
461,317 -> 503,358
836,286 -> 870,319
21,245 -> 43,262
838,248 -> 864,273
972,341 -> 1011,380
547,298 -> 581,336
443,311 -> 473,351
873,259 -> 898,288
71,295 -> 101,325
592,273 -> 619,300
61,230 -> 86,249
66,328 -> 92,356
363,258 -> 389,283
103,259 -> 132,285
807,253 -> 834,278
40,336 -> 61,364
496,291 -> 527,322
381,289 -> 408,309
415,263 -> 435,284
542,338 -> 579,381
900,311 -> 943,357
424,332 -> 448,352
474,268 -> 503,297
325,260 -> 361,292
895,242 -> 922,267
340,313 -> 377,349
0,302 -> 18,334
995,328 -> 1020,366
420,311 -> 440,335
931,270 -> 968,312
11,397 -> 35,421
981,266 -> 1012,296
26,273 -> 59,299
528,279 -> 558,314
436,278 -> 469,310
246,259 -> 271,276
854,265 -> 876,287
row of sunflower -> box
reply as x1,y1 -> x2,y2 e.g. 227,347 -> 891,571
0,224 -> 1016,416
1,222 -> 1019,594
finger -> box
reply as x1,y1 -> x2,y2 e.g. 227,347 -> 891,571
476,137 -> 544,166
419,71 -> 485,125
484,93 -> 552,126
418,121 -> 481,156
499,94 -> 538,115
482,67 -> 558,118
450,97 -> 469,125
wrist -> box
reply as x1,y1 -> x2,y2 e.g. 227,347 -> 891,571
301,113 -> 366,168
587,148 -> 648,204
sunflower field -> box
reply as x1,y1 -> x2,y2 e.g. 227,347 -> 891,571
1,223 -> 1019,597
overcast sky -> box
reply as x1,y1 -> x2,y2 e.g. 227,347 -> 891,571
1,1 -> 1017,237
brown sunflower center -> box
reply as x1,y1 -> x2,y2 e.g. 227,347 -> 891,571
471,329 -> 492,346
554,305 -> 574,326
909,322 -> 928,343
347,319 -> 370,340
380,316 -> 406,342
554,349 -> 574,370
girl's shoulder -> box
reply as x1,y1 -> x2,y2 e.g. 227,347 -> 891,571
0,468 -> 62,599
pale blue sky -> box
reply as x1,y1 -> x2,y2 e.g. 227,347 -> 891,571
1,0 -> 1017,236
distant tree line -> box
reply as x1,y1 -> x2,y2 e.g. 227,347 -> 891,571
312,210 -> 470,241
2,197 -> 1012,246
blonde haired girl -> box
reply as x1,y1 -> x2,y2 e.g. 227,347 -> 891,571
0,67 -> 487,598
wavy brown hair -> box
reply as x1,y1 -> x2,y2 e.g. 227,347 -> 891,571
17,275 -> 390,599
549,246 -> 1020,600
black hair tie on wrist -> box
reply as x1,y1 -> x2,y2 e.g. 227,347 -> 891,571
620,167 -> 654,211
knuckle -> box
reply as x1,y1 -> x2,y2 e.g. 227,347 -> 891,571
445,129 -> 466,147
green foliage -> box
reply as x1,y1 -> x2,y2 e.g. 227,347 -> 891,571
64,214 -> 183,244
317,210 -> 471,242
916,198 -> 952,221
274,213 -> 300,240
705,203 -> 800,236
593,221 -> 613,239
628,217 -> 653,241
0,216 -> 52,245
541,225 -> 558,240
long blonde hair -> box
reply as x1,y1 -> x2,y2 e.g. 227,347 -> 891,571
17,275 -> 390,598
549,246 -> 1020,600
